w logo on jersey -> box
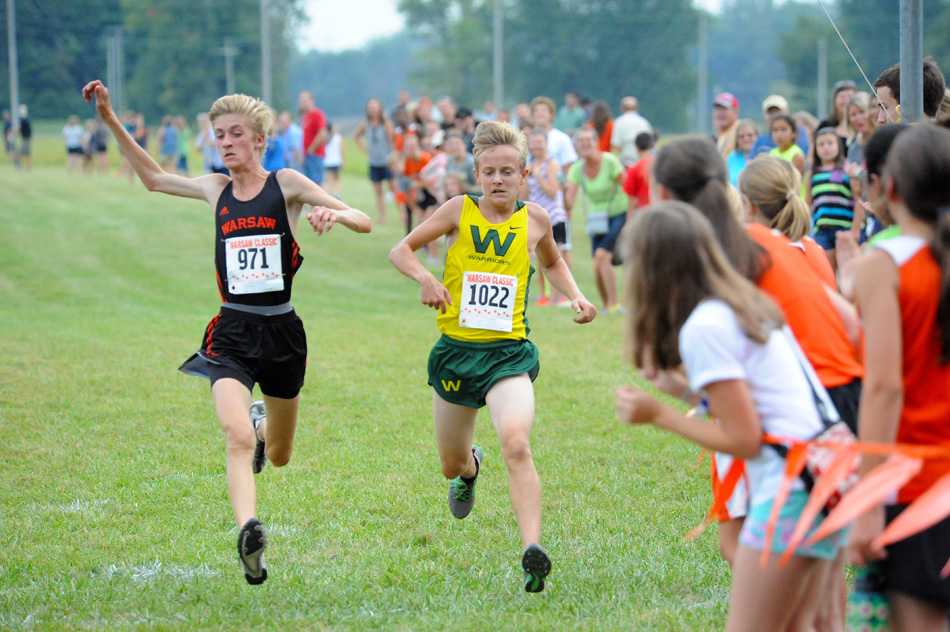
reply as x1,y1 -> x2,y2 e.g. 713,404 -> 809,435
470,226 -> 515,257
441,380 -> 461,392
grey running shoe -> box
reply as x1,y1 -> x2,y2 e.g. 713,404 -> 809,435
522,543 -> 551,593
447,445 -> 484,519
250,400 -> 266,474
238,518 -> 268,585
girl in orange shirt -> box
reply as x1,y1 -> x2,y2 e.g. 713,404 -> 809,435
739,157 -> 835,286
849,125 -> 950,631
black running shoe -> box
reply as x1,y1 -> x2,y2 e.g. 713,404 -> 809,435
522,543 -> 551,593
238,518 -> 268,585
250,400 -> 267,474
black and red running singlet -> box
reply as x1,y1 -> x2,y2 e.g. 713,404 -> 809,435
214,171 -> 302,306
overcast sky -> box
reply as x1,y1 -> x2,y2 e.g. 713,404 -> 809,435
298,0 -> 406,52
298,0 -> 730,53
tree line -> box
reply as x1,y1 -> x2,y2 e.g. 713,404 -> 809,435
0,0 -> 303,122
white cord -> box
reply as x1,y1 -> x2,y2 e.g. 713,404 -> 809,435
816,0 -> 897,123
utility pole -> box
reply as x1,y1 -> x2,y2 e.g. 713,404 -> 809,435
261,0 -> 272,105
492,0 -> 504,108
106,26 -> 124,116
817,37 -> 828,120
899,0 -> 923,122
7,0 -> 19,132
218,37 -> 238,95
697,10 -> 708,135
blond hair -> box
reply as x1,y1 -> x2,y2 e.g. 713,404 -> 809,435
472,121 -> 529,170
208,94 -> 274,157
844,91 -> 874,144
738,157 -> 811,242
530,96 -> 557,117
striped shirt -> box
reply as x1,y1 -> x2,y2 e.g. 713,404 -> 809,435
527,157 -> 567,225
810,167 -> 854,230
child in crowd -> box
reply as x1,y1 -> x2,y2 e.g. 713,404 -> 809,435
727,120 -> 758,188
836,124 -> 910,300
806,127 -> 860,269
394,133 -> 439,243
81,118 -> 97,173
616,201 -> 845,631
740,157 -> 835,287
63,115 -> 84,174
175,115 -> 191,176
521,127 -> 570,307
769,113 -> 806,176
158,115 -> 178,172
322,122 -> 343,198
441,172 -> 466,201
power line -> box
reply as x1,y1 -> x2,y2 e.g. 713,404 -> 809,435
815,0 -> 896,123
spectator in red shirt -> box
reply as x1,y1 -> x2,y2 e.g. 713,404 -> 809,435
623,132 -> 655,215
298,90 -> 327,184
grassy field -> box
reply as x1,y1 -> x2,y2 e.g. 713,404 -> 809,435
0,138 -> 730,630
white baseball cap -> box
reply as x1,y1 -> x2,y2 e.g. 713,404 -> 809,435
761,95 -> 789,114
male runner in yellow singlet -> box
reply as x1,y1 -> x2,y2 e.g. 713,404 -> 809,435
390,121 -> 597,592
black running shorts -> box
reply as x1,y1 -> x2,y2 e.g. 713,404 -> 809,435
179,307 -> 307,399
883,504 -> 950,609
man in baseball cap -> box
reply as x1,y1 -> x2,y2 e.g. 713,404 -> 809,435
713,92 -> 739,161
761,94 -> 788,113
749,94 -> 810,159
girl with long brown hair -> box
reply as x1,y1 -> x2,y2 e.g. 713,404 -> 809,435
616,201 -> 845,631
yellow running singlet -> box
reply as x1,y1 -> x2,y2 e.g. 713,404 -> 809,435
438,195 -> 532,342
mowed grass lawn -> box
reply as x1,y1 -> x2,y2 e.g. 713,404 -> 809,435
0,143 -> 729,630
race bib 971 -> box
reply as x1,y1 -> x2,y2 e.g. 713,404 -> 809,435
459,271 -> 518,333
225,234 -> 284,295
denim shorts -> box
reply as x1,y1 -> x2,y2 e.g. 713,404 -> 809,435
739,490 -> 848,560
590,213 -> 626,255
812,225 -> 846,250
369,165 -> 393,182
304,154 -> 325,184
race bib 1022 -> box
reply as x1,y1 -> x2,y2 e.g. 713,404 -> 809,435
459,271 -> 518,333
225,234 -> 284,295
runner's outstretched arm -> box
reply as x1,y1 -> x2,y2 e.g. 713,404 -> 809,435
81,80 -> 224,203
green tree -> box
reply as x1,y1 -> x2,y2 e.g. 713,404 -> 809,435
776,12 -> 854,114
398,0 -> 699,132
836,0 -> 900,79
708,0 -> 818,123
0,0 -> 303,121
777,0 -> 950,114
397,0 -> 494,106
120,0 -> 305,123
0,0 -> 123,118
515,0 -> 700,132
289,34 -> 418,117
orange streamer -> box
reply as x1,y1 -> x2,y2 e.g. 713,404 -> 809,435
804,454 -> 922,547
760,443 -> 809,568
875,471 -> 950,549
779,446 -> 862,566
